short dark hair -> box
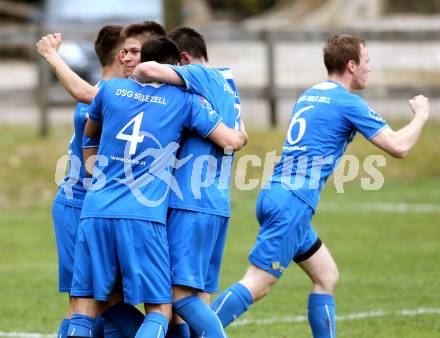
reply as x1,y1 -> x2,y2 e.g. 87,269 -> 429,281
323,34 -> 366,75
120,21 -> 166,44
94,25 -> 123,67
140,37 -> 180,65
168,26 -> 208,61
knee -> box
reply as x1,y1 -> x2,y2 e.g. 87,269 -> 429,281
145,304 -> 172,321
173,285 -> 197,301
313,267 -> 340,294
99,293 -> 124,313
253,280 -> 276,301
240,266 -> 278,302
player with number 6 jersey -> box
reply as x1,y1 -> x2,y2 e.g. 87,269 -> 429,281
211,34 -> 429,338
269,80 -> 387,212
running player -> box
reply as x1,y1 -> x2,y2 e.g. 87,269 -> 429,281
210,34 -> 429,338
132,27 -> 241,338
67,37 -> 248,338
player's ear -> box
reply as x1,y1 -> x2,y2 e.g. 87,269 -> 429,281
117,49 -> 125,65
347,60 -> 356,74
181,52 -> 191,65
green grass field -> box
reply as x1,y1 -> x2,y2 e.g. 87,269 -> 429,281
0,121 -> 439,337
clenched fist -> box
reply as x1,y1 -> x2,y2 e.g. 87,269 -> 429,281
36,33 -> 62,58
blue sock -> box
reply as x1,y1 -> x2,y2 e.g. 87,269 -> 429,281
67,313 -> 96,338
102,302 -> 144,337
211,283 -> 253,328
135,312 -> 168,338
58,318 -> 70,338
307,293 -> 336,338
165,323 -> 190,338
102,318 -> 126,338
174,295 -> 227,338
93,315 -> 104,338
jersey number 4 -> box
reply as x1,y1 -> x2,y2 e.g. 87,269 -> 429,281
286,105 -> 313,145
116,112 -> 145,155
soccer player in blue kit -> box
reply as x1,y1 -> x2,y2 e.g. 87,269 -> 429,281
37,22 -> 168,338
132,27 -> 241,338
67,37 -> 248,338
210,35 -> 430,337
36,25 -> 125,338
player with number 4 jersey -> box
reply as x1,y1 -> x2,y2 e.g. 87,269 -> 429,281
211,34 -> 429,338
70,37 -> 247,338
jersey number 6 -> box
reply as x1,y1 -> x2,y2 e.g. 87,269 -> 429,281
286,105 -> 313,145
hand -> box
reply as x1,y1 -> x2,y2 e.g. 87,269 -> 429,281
409,95 -> 429,121
36,33 -> 62,58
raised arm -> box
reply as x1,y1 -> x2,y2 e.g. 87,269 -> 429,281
36,33 -> 98,103
132,61 -> 184,86
208,119 -> 248,151
370,95 -> 429,158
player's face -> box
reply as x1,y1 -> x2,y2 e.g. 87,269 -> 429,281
122,36 -> 143,77
352,44 -> 370,90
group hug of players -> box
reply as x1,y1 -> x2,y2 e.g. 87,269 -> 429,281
37,19 -> 429,338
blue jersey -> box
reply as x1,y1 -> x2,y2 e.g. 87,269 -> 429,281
167,64 -> 240,217
270,80 -> 388,211
54,80 -> 105,208
81,78 -> 222,225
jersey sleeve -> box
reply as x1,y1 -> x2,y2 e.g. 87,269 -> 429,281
79,104 -> 100,149
169,64 -> 209,97
183,94 -> 222,138
345,98 -> 389,140
88,83 -> 105,123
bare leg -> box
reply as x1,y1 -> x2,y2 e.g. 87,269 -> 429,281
64,296 -> 74,318
297,243 -> 339,294
67,297 -> 99,337
144,304 -> 172,321
197,291 -> 211,305
71,297 -> 99,318
211,264 -> 277,328
97,292 -> 124,314
298,244 -> 339,338
239,264 -> 278,302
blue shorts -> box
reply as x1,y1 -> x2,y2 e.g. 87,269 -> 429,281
71,217 -> 172,305
167,209 -> 229,293
249,184 -> 322,278
52,201 -> 82,293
